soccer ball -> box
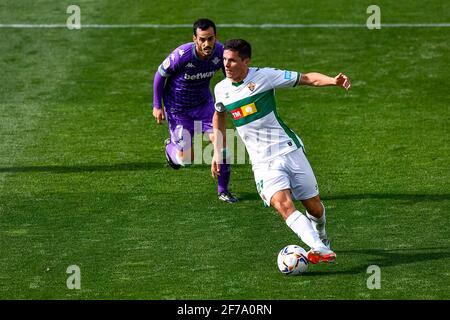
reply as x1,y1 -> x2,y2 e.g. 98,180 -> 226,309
277,245 -> 309,275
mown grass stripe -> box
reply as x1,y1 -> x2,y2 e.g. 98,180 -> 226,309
1,23 -> 450,29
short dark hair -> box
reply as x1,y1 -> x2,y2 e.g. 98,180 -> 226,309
193,18 -> 216,36
224,39 -> 252,60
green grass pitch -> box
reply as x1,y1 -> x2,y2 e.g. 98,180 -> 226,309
0,0 -> 449,299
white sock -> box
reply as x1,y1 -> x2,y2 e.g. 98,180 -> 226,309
306,203 -> 327,240
286,210 -> 325,249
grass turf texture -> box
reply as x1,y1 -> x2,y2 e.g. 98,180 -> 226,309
0,0 -> 449,299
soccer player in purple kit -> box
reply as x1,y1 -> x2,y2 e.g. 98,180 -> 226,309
152,18 -> 238,203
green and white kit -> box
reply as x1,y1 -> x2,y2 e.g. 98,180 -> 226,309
214,67 -> 319,205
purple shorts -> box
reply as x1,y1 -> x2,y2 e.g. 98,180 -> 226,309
165,102 -> 214,149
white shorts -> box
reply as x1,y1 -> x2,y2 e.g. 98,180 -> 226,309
252,148 -> 319,207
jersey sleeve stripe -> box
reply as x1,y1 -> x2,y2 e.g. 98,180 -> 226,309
158,65 -> 170,77
293,72 -> 301,87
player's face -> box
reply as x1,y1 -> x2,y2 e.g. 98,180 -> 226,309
223,49 -> 250,82
193,27 -> 216,58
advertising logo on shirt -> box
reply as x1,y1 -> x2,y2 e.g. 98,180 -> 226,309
231,103 -> 257,120
284,71 -> 292,80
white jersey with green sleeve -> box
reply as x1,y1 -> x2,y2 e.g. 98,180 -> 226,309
214,67 -> 304,164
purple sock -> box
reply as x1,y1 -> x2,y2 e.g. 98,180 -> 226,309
218,163 -> 231,194
165,142 -> 180,165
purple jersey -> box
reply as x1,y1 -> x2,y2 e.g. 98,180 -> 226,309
157,42 -> 224,111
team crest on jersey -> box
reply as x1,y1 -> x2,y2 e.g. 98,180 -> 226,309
163,58 -> 170,69
230,103 -> 257,120
212,57 -> 221,65
247,82 -> 256,91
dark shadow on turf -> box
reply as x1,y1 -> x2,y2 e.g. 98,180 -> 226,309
322,193 -> 450,202
234,193 -> 450,203
0,162 -> 209,173
231,192 -> 261,201
304,247 -> 450,276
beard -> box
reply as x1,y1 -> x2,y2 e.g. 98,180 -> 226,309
195,42 -> 215,57
202,46 -> 213,55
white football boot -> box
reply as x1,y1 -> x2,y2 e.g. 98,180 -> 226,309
307,246 -> 336,264
322,239 -> 331,249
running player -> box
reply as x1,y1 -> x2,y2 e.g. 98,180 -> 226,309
212,39 -> 351,263
153,19 -> 237,203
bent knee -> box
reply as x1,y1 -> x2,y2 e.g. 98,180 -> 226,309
306,202 -> 324,217
272,200 -> 296,218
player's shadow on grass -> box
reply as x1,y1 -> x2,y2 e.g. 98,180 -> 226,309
304,247 -> 450,277
234,193 -> 450,203
232,192 -> 262,201
0,161 -> 196,174
322,193 -> 450,202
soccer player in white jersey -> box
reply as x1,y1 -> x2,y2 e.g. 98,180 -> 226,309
211,39 -> 351,264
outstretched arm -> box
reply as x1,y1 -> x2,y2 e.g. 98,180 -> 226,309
299,72 -> 351,90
